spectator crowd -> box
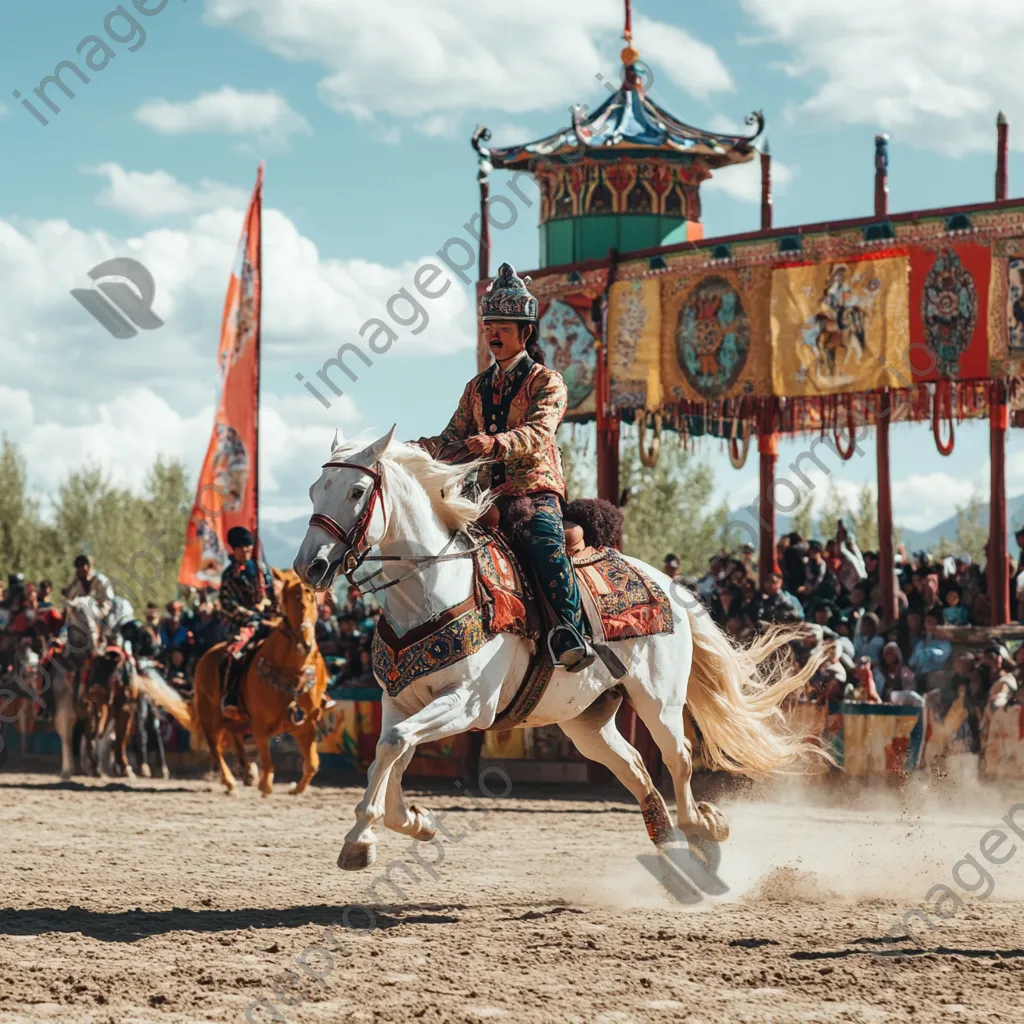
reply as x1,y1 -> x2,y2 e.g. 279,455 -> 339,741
667,519 -> 1024,754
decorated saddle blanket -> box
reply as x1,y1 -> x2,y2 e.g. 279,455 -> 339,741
572,547 -> 675,643
371,535 -> 672,700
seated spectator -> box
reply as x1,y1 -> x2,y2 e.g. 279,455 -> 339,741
781,533 -> 807,596
900,609 -> 925,661
316,601 -> 340,654
873,642 -> 914,701
662,554 -> 680,580
37,579 -> 54,610
160,601 -> 190,652
981,643 -> 1019,743
853,612 -> 884,666
759,572 -> 804,624
710,584 -> 744,627
942,584 -> 970,626
847,656 -> 882,703
907,609 -> 952,679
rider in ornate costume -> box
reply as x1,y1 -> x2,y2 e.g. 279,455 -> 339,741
219,525 -> 277,718
417,262 -> 595,672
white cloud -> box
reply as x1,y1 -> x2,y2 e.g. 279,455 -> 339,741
632,14 -> 733,97
1,386 -> 360,521
202,0 -> 732,130
741,0 -> 1024,155
703,155 -> 797,204
89,164 -> 249,219
0,166 -> 477,510
135,87 -> 311,148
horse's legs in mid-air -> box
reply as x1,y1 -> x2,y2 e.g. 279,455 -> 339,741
289,723 -> 321,796
381,744 -> 436,840
254,729 -> 275,797
230,734 -> 258,786
624,683 -> 728,844
82,704 -> 107,778
558,690 -> 677,850
135,697 -> 152,777
54,672 -> 77,781
112,701 -> 135,780
149,702 -> 170,779
340,687 -> 486,870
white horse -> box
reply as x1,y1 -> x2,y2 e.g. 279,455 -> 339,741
294,428 -> 824,871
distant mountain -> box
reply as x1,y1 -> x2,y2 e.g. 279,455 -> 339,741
767,494 -> 1024,555
259,494 -> 1024,570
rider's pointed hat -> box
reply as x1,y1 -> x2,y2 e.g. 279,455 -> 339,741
480,262 -> 538,322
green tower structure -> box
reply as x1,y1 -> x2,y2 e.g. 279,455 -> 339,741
472,16 -> 764,269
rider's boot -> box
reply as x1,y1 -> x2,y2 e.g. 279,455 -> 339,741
547,623 -> 596,673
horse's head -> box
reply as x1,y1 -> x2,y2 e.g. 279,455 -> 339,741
64,597 -> 103,658
87,646 -> 135,702
294,426 -> 395,591
275,568 -> 318,656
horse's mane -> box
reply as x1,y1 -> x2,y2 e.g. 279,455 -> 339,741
329,437 -> 491,534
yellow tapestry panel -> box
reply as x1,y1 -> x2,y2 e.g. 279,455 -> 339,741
608,277 -> 662,412
660,266 -> 773,402
771,255 -> 910,396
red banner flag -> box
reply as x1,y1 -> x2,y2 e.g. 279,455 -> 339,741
179,164 -> 263,589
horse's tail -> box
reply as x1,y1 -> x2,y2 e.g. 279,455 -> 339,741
683,605 -> 832,778
135,666 -> 195,731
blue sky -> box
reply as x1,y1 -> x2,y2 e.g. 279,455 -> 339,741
1,0 -> 1022,533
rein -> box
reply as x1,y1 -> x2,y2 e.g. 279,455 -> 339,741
309,457 -> 487,596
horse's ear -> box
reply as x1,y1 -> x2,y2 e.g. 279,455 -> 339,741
351,425 -> 396,467
271,567 -> 285,583
331,428 -> 343,453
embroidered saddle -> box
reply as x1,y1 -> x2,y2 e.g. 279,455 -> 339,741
371,519 -> 674,717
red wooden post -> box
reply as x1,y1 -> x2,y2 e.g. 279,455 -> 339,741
478,172 -> 491,281
997,112 -> 1009,201
760,140 -> 773,231
874,133 -> 889,217
757,431 -> 779,591
876,392 -> 897,628
990,381 -> 1010,625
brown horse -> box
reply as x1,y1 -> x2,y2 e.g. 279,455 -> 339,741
140,570 -> 330,795
83,646 -> 139,778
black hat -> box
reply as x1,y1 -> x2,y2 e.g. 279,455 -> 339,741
227,526 -> 254,548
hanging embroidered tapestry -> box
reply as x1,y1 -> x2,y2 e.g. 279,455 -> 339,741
659,265 -> 772,402
770,253 -> 910,397
988,238 -> 1024,377
908,243 -> 990,381
608,277 -> 662,413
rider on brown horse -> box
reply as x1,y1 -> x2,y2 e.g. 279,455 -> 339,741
415,263 -> 595,672
219,525 -> 277,719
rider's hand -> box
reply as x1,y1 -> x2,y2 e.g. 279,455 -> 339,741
465,434 -> 496,456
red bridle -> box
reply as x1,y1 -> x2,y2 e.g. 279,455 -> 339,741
307,460 -> 386,575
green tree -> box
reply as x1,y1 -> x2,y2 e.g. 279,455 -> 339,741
619,437 -> 728,574
953,492 -> 989,566
849,483 -> 879,552
790,494 -> 815,541
815,480 -> 850,541
0,441 -> 190,608
556,425 -> 595,499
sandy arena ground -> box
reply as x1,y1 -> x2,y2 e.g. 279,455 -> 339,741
1,767 -> 1023,1024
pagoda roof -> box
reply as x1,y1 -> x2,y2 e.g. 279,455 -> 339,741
474,85 -> 764,171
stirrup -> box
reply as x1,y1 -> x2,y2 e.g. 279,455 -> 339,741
547,624 -> 596,673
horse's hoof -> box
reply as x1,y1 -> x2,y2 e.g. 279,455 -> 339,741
160,766 -> 171,780
124,767 -> 135,781
409,805 -> 437,841
140,763 -> 152,778
338,842 -> 376,871
243,765 -> 259,787
692,801 -> 730,843
59,770 -> 72,782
